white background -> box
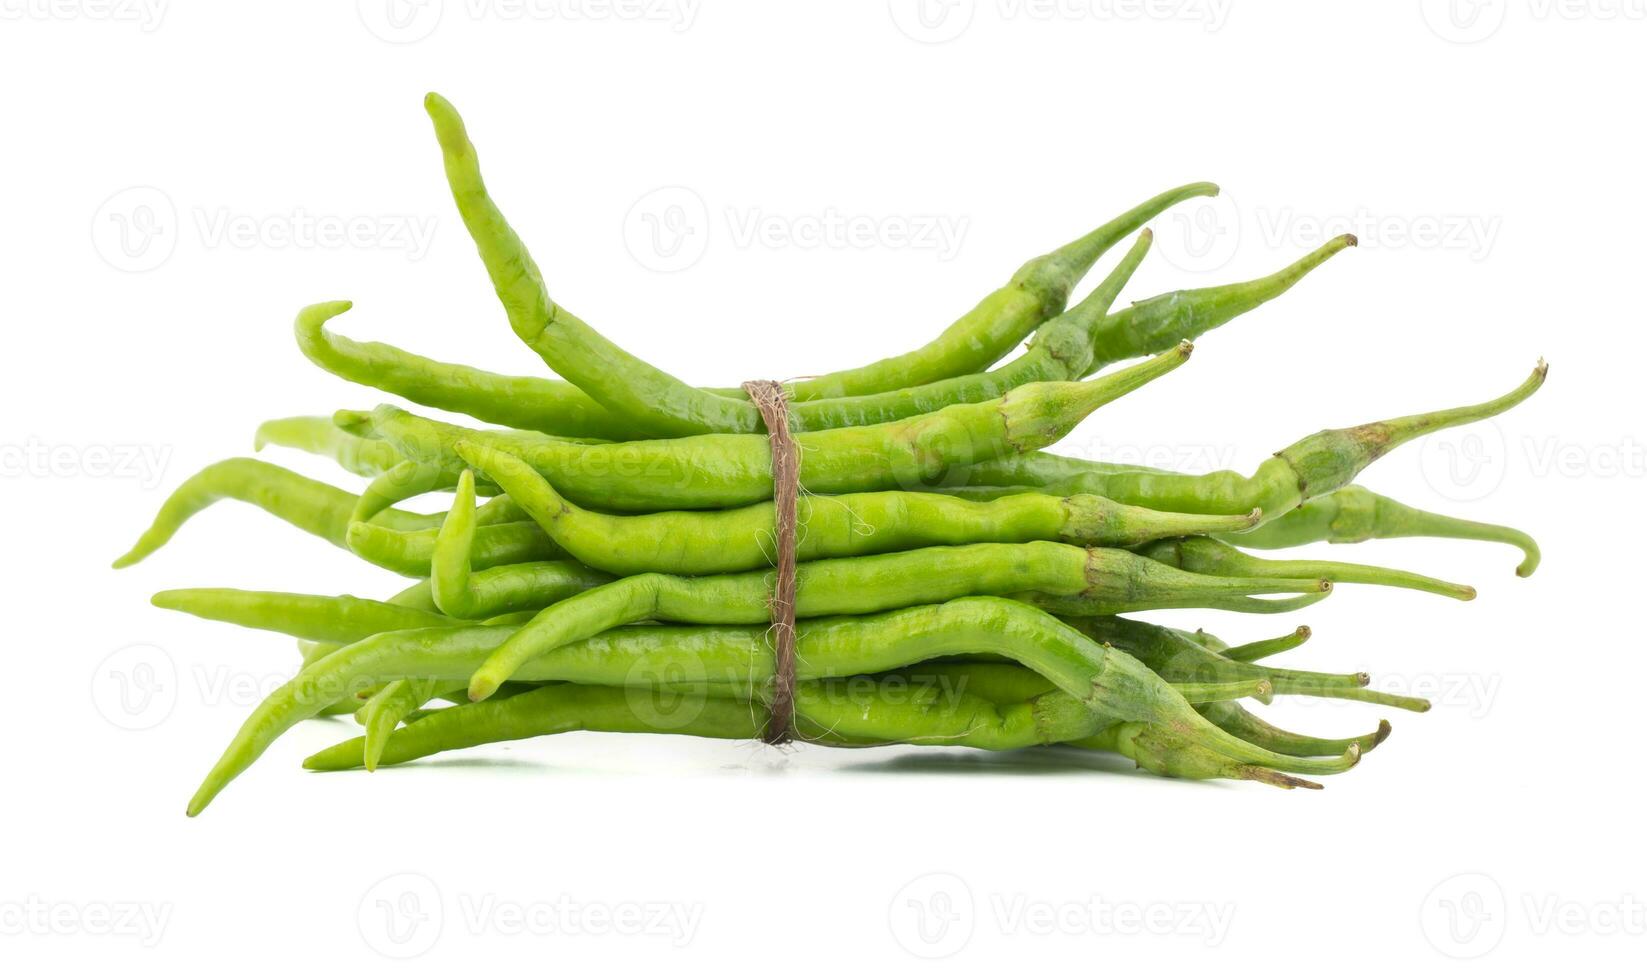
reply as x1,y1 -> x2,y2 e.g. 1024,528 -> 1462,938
2,1 -> 1642,974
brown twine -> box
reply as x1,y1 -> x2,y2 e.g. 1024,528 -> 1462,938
741,380 -> 800,744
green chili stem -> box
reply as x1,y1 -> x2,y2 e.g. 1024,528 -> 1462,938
1137,536 -> 1477,600
1195,700 -> 1391,757
1225,484 -> 1542,577
1220,625 -> 1312,663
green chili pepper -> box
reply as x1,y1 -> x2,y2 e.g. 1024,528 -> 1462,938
1227,483 -> 1541,577
465,540 -> 1326,702
421,96 -> 1356,437
188,596 -> 1358,813
1018,584 -> 1330,619
153,562 -> 611,641
350,459 -> 462,524
1194,700 -> 1391,758
906,656 -> 1387,759
354,678 -> 463,771
253,415 -> 406,477
294,304 -> 632,440
427,92 -> 1220,435
112,459 -> 435,568
769,233 -> 1360,431
792,183 -> 1215,399
762,229 -> 1156,429
108,92 -> 1554,813
350,343 -> 1192,513
296,579 -> 446,672
305,672 -> 1341,790
1135,535 -> 1477,600
1089,234 -> 1356,366
947,361 -> 1546,524
344,519 -> 566,577
292,228 -> 1348,442
150,589 -> 456,643
451,439 -> 1258,576
1069,616 -> 1431,712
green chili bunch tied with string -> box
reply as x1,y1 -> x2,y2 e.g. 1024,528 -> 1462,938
113,93 -> 1549,816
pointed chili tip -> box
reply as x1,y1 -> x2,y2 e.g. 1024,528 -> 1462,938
424,92 -> 469,150
332,409 -> 373,432
1138,227 -> 1155,245
1246,767 -> 1322,790
1251,765 -> 1325,790
306,298 -> 352,315
1372,719 -> 1393,748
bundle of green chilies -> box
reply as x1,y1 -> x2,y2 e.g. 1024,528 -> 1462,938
116,95 -> 1546,816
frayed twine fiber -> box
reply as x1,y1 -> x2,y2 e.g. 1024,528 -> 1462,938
742,380 -> 801,744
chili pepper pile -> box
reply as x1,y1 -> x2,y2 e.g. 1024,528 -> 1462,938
116,95 -> 1545,816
